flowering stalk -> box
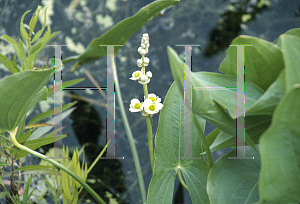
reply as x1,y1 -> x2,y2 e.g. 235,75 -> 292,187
129,33 -> 163,173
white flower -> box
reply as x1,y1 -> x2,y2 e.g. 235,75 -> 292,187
144,93 -> 161,103
146,71 -> 152,78
138,74 -> 150,84
144,57 -> 150,64
141,43 -> 147,49
142,99 -> 163,114
129,70 -> 142,80
138,47 -> 148,55
129,99 -> 143,112
137,59 -> 143,67
140,74 -> 148,82
142,33 -> 149,41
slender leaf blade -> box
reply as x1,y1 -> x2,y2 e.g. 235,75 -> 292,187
0,53 -> 20,73
62,0 -> 179,70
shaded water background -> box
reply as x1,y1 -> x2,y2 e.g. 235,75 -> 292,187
0,0 -> 299,203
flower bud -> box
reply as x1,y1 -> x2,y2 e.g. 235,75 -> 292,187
144,57 -> 150,64
146,71 -> 152,78
140,74 -> 148,82
137,59 -> 143,67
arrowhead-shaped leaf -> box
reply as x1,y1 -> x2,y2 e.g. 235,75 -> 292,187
148,82 -> 210,204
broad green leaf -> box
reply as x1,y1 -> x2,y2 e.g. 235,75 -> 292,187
32,7 -> 48,43
27,85 -> 48,111
15,134 -> 67,160
167,46 -> 256,150
207,145 -> 260,204
0,68 -> 54,132
16,115 -> 26,140
207,115 -> 271,152
202,128 -> 220,152
27,101 -> 77,125
62,0 -> 179,70
244,115 -> 272,144
47,78 -> 85,97
17,165 -> 56,171
280,34 -> 300,92
0,53 -> 20,73
209,130 -> 235,152
219,35 -> 284,91
20,10 -> 31,45
277,28 -> 300,47
193,72 -> 264,118
258,85 -> 300,203
148,82 -> 209,204
246,70 -> 285,115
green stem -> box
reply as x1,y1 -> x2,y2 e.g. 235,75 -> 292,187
192,114 -> 214,168
146,117 -> 154,172
141,55 -> 153,173
111,57 -> 147,204
8,130 -> 105,204
177,168 -> 189,191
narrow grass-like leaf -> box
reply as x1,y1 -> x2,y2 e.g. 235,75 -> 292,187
47,78 -> 85,97
1,35 -> 21,59
20,10 -> 31,45
29,6 -> 42,38
17,165 -> 56,171
0,53 -> 20,73
18,38 -> 28,70
27,101 -> 77,125
0,161 -> 9,166
15,134 -> 67,160
32,7 -> 48,43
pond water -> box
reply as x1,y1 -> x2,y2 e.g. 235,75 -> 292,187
0,0 -> 299,203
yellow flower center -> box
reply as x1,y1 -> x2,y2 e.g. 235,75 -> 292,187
134,72 -> 140,78
134,103 -> 141,109
149,96 -> 156,101
149,104 -> 155,111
